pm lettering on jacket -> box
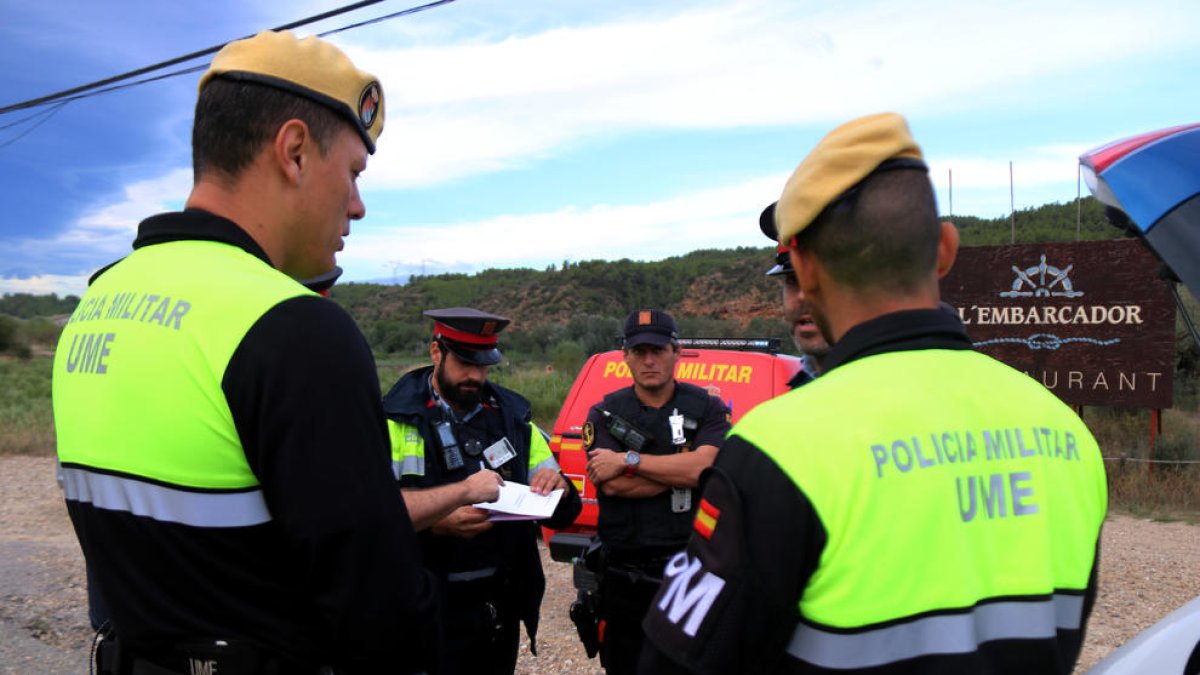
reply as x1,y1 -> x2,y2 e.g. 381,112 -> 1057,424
657,551 -> 727,637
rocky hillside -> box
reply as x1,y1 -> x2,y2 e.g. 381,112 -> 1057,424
334,247 -> 785,342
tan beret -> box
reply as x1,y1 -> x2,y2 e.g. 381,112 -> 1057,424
775,112 -> 924,243
199,31 -> 385,154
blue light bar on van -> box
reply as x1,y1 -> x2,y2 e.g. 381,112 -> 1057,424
676,337 -> 781,354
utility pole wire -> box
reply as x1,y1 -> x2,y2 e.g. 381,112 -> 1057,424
0,103 -> 68,150
0,0 -> 456,117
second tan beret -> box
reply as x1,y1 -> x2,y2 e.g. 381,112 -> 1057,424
775,112 -> 924,243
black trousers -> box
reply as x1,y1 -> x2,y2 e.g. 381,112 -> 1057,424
440,577 -> 521,675
596,568 -> 663,675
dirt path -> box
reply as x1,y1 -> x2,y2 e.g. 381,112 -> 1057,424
1,454 -> 1196,674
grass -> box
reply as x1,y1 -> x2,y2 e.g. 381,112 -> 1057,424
9,353 -> 1200,518
1084,406 -> 1200,521
375,350 -> 578,431
0,356 -> 55,455
488,363 -> 576,432
1105,462 -> 1200,522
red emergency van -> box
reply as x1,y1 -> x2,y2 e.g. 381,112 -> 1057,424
544,338 -> 803,561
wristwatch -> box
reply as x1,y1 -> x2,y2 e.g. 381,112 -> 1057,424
623,450 -> 641,478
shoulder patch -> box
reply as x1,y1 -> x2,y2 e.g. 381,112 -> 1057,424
582,421 -> 595,450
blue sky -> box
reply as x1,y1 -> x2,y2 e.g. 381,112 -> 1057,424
1,0 -> 1197,297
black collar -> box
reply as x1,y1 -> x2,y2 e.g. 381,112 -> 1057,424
821,307 -> 972,373
89,209 -> 272,286
133,208 -> 273,266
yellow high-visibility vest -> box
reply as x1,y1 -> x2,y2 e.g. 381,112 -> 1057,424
734,348 -> 1107,667
54,240 -> 310,523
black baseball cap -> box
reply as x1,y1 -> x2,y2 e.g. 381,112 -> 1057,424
425,307 -> 510,366
300,265 -> 342,296
623,309 -> 678,348
759,202 -> 792,277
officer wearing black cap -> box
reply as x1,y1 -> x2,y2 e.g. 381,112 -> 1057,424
579,309 -> 731,675
382,307 -> 582,675
300,265 -> 342,296
760,202 -> 829,388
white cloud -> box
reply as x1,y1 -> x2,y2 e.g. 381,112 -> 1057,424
0,273 -> 89,298
342,131 -> 1122,283
73,168 -> 192,233
11,0 -> 1194,290
338,173 -> 786,281
344,0 -> 1196,190
0,168 -> 192,289
927,142 -> 1116,217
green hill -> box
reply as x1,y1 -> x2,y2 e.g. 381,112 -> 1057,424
2,198 -> 1122,358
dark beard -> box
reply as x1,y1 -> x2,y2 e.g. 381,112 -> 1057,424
436,365 -> 483,410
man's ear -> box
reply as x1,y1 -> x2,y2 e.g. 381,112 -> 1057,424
789,247 -> 821,296
274,119 -> 310,185
935,221 -> 960,280
429,340 -> 441,366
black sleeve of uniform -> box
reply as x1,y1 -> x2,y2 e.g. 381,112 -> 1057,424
225,296 -> 439,671
694,395 -> 732,448
542,470 -> 583,530
639,434 -> 827,675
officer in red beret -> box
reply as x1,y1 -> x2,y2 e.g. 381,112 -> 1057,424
383,307 -> 582,674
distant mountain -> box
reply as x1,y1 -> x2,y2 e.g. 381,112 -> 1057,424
2,198 -> 1120,357
332,198 -> 1119,354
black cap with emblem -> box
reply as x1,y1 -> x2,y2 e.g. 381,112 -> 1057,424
424,307 -> 510,366
623,309 -> 679,348
759,202 -> 792,277
300,265 -> 342,297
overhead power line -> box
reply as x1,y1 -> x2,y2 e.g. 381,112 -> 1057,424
0,0 -> 456,117
0,103 -> 68,150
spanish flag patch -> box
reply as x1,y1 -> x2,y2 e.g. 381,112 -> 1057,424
693,498 -> 720,540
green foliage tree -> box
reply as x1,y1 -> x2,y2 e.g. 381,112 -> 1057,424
951,198 -> 1115,247
0,292 -> 79,318
745,316 -> 791,349
369,319 -> 428,355
0,315 -> 17,352
564,314 -> 621,356
549,340 -> 587,374
676,315 -> 740,339
21,318 -> 61,347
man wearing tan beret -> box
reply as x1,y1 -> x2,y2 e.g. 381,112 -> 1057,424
54,31 -> 440,674
640,113 -> 1107,674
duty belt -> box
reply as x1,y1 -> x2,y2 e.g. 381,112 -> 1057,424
603,546 -> 679,571
94,635 -> 333,675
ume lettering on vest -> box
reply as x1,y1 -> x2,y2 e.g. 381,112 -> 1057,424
189,658 -> 218,675
956,471 -> 1040,522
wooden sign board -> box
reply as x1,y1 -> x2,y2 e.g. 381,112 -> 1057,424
940,239 -> 1175,409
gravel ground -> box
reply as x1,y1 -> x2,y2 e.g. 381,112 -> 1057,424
1,454 -> 1196,674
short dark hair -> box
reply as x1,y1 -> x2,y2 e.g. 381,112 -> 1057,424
793,168 -> 939,294
192,77 -> 346,181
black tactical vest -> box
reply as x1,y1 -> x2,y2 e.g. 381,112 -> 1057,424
596,382 -> 713,553
391,381 -> 533,577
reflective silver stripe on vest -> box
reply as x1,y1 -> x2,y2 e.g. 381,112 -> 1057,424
393,455 -> 425,480
447,566 -> 498,582
59,466 -> 271,528
787,595 -> 1085,669
533,456 -> 560,474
